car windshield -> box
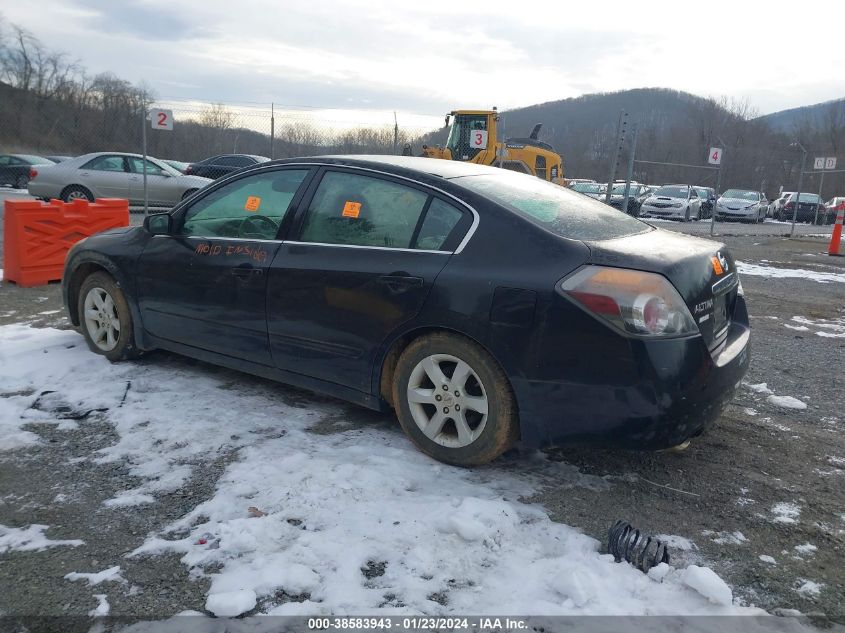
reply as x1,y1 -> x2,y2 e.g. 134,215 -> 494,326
572,183 -> 603,194
789,193 -> 821,203
612,184 -> 639,195
722,189 -> 759,201
454,172 -> 649,241
653,185 -> 689,198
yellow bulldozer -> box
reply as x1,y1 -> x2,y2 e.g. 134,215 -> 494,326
416,109 -> 565,184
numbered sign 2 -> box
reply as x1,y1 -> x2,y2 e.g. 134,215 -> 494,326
707,147 -> 722,165
469,129 -> 488,150
149,108 -> 174,131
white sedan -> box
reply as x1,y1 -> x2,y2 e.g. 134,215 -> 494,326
714,189 -> 769,223
639,184 -> 702,221
27,152 -> 212,206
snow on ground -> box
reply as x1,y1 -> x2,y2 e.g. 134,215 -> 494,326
65,566 -> 125,586
702,530 -> 746,545
794,580 -> 823,598
766,395 -> 807,410
0,324 -> 766,616
0,523 -> 84,554
759,555 -> 777,565
771,503 -> 802,524
89,593 -> 110,617
736,262 -> 845,283
790,316 -> 845,339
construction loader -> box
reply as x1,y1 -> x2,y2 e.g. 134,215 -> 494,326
417,109 -> 565,184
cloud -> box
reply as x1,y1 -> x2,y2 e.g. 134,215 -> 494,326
2,0 -> 844,115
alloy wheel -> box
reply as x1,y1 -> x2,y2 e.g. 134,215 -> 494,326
406,353 -> 488,448
83,287 -> 121,351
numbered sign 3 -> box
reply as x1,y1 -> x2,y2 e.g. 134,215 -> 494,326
149,108 -> 174,131
707,147 -> 722,165
469,130 -> 488,150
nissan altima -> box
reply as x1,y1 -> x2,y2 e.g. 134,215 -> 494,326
62,156 -> 750,466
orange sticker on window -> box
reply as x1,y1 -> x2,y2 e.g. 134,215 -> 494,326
245,196 -> 261,212
342,201 -> 361,218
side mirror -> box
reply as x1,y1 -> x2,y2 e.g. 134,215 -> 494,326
144,213 -> 172,235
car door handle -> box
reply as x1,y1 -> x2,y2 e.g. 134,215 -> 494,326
231,267 -> 262,279
377,274 -> 423,291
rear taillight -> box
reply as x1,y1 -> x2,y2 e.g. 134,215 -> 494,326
29,168 -> 38,179
559,266 -> 698,337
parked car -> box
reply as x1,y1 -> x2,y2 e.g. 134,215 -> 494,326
714,189 -> 768,223
770,191 -> 794,219
693,186 -> 716,219
0,154 -> 56,189
566,178 -> 596,187
27,152 -> 213,207
607,183 -> 649,216
46,155 -> 73,163
62,155 -> 749,465
569,182 -> 606,200
162,159 -> 190,174
639,184 -> 703,221
824,196 -> 845,217
185,154 -> 270,180
776,192 -> 826,223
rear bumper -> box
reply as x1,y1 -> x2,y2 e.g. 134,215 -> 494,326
514,297 -> 751,449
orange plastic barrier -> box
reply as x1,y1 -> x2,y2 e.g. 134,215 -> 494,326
829,202 -> 845,257
3,198 -> 129,287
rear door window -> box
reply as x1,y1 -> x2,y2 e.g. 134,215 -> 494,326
299,171 -> 429,249
82,155 -> 126,172
454,171 -> 648,241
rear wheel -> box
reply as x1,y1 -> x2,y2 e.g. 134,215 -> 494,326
392,332 -> 518,466
77,272 -> 140,362
14,174 -> 29,190
61,185 -> 94,203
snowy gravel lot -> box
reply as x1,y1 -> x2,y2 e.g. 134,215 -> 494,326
1,195 -> 844,626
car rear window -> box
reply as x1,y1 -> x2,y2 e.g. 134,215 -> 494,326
454,172 -> 649,241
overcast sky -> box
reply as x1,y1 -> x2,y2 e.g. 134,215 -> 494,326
4,0 -> 844,118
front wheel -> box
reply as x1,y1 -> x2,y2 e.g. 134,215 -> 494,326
392,332 -> 518,466
77,272 -> 140,361
15,174 -> 29,190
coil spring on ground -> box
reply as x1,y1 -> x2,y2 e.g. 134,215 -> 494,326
607,520 -> 670,573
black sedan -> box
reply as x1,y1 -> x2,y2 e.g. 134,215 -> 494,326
185,154 -> 270,180
62,156 -> 750,466
0,153 -> 55,189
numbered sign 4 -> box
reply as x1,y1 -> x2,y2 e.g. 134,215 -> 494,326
708,147 -> 722,165
469,130 -> 488,150
149,108 -> 174,131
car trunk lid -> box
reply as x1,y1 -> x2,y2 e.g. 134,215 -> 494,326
584,228 -> 739,350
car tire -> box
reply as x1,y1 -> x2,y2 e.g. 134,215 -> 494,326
77,271 -> 140,362
14,174 -> 29,190
181,188 -> 198,201
392,332 -> 519,466
61,185 -> 94,203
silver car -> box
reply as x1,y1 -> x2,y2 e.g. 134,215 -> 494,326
27,152 -> 212,206
639,184 -> 702,221
714,189 -> 768,223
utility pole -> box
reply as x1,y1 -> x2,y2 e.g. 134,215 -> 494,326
622,124 -> 638,214
710,136 -> 726,237
791,141 -> 807,237
605,110 -> 628,204
393,112 -> 398,156
815,170 -> 825,224
141,101 -> 148,215
270,102 -> 275,159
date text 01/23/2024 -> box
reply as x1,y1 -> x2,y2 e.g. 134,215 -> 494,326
306,617 -> 529,630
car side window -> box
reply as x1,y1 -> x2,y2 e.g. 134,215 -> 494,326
415,198 -> 464,251
128,157 -> 165,175
82,156 -> 126,172
0,156 -> 10,166
299,171 -> 428,248
181,169 -> 308,240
